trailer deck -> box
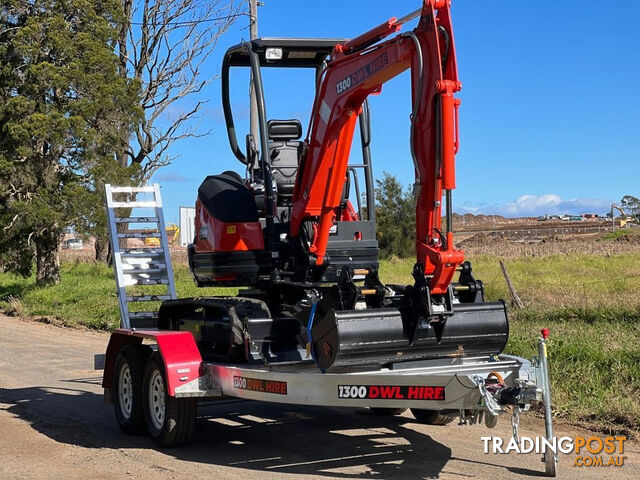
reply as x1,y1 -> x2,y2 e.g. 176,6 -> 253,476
182,355 -> 531,409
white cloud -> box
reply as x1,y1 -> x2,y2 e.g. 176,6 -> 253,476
459,194 -> 611,217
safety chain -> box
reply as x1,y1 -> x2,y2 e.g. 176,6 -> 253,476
511,406 -> 520,444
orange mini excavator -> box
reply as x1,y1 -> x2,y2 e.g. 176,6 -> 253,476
102,6 -> 554,467
167,0 -> 509,370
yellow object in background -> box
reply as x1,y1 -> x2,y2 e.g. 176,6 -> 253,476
144,237 -> 161,247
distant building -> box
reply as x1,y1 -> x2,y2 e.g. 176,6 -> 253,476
179,206 -> 196,247
61,237 -> 83,249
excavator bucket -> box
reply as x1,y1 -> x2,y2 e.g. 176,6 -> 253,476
310,302 -> 509,371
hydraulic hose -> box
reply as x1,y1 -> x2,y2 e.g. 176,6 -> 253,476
404,32 -> 424,186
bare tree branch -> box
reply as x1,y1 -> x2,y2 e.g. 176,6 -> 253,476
117,0 -> 243,182
2,213 -> 20,232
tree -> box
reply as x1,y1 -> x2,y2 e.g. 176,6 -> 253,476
0,0 -> 140,284
375,172 -> 415,258
115,0 -> 241,178
621,195 -> 640,219
82,0 -> 242,262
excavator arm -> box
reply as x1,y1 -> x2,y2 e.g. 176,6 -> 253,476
290,0 -> 463,295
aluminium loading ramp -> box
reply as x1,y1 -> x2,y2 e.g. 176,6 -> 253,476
105,184 -> 177,329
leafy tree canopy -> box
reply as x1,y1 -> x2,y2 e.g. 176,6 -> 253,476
0,0 -> 141,283
621,195 -> 640,218
375,172 -> 415,259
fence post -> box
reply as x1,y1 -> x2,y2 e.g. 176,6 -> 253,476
500,260 -> 524,309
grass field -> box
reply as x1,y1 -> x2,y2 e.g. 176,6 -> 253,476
598,227 -> 640,241
1,254 -> 639,436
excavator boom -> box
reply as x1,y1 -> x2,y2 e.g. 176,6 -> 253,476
291,0 -> 463,294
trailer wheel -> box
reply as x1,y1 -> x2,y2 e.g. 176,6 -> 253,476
370,408 -> 407,416
143,353 -> 197,448
411,409 -> 456,425
113,345 -> 146,435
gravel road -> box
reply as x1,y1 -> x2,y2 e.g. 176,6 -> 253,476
1,315 -> 637,479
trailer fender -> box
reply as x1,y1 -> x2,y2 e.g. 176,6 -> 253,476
102,329 -> 203,396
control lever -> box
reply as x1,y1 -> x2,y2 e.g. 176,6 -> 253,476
245,134 -> 258,171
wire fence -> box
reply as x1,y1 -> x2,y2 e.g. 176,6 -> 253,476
455,223 -> 615,239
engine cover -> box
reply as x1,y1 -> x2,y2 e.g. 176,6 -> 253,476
190,172 -> 266,286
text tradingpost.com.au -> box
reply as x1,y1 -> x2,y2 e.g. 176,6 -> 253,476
481,435 -> 627,468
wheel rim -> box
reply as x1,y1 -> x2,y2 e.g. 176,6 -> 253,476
148,369 -> 166,430
117,363 -> 133,419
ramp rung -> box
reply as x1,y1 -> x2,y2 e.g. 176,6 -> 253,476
124,270 -> 166,279
122,267 -> 165,275
121,257 -> 164,265
123,278 -> 169,286
109,186 -> 155,193
117,232 -> 160,239
112,201 -> 157,208
121,249 -> 164,256
126,295 -> 172,302
128,311 -> 158,319
122,260 -> 166,268
116,217 -> 159,223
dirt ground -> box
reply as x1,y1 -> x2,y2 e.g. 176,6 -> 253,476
457,233 -> 640,258
1,314 -> 638,480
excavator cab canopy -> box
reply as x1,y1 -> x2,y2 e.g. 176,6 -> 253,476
224,38 -> 347,68
221,38 -> 348,167
221,37 -> 376,226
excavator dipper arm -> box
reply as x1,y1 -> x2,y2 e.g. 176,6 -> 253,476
290,0 -> 463,295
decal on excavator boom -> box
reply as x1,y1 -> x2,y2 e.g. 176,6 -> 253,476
335,52 -> 389,95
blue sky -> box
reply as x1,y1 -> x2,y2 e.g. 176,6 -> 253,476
151,0 -> 640,223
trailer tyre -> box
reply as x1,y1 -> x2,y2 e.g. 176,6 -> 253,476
411,409 -> 456,425
370,408 -> 407,416
113,345 -> 146,435
143,353 -> 197,448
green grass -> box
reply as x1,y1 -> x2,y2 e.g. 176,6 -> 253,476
1,254 -> 639,434
383,254 -> 640,311
0,261 -> 234,330
598,226 -> 640,241
508,308 -> 640,435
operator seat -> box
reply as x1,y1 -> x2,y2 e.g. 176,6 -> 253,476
267,119 -> 303,206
